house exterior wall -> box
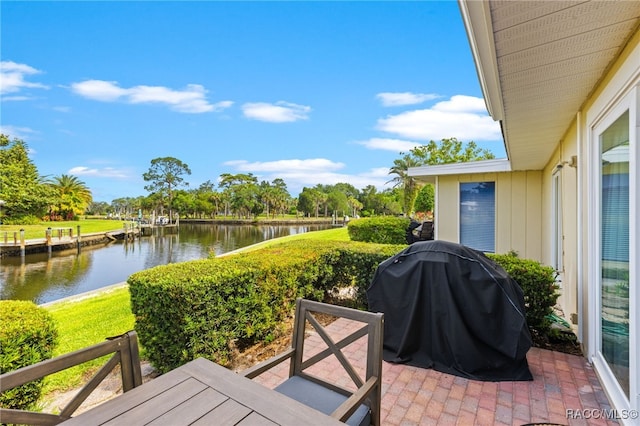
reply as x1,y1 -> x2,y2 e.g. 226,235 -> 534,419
514,31 -> 639,414
580,28 -> 639,415
425,25 -> 639,418
541,128 -> 579,327
434,171 -> 542,260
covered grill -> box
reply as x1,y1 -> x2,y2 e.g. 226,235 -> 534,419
367,240 -> 533,381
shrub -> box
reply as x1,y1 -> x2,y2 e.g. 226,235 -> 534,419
2,215 -> 41,225
487,253 -> 559,334
0,300 -> 58,410
129,245 -> 326,372
129,239 -> 404,373
327,242 -> 405,307
347,216 -> 410,244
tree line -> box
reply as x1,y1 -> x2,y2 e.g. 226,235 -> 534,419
1,133 -> 494,224
0,134 -> 92,224
97,171 -> 407,221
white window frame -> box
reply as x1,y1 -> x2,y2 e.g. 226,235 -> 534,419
587,82 -> 638,419
551,169 -> 564,280
458,181 -> 496,252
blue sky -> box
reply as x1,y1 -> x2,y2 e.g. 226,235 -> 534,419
1,1 -> 505,202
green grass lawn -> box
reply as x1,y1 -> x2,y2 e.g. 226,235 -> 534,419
0,218 -> 338,240
0,219 -> 134,240
39,226 -> 350,397
226,226 -> 349,254
42,286 -> 136,395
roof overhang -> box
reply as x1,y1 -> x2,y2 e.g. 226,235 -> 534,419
452,1 -> 640,172
457,0 -> 504,123
408,158 -> 511,184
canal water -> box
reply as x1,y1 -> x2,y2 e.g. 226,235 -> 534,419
0,223 -> 331,304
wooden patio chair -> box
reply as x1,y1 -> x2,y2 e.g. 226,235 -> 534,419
0,330 -> 142,425
241,298 -> 384,426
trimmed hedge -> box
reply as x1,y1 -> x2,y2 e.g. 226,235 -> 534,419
347,216 -> 410,244
128,240 -> 404,373
0,300 -> 58,410
488,253 -> 559,334
129,239 -> 561,373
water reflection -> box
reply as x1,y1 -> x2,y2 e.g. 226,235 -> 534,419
0,223 -> 329,304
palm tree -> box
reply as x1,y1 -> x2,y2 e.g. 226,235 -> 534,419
347,196 -> 363,218
49,174 -> 93,220
306,188 -> 324,218
387,153 -> 421,216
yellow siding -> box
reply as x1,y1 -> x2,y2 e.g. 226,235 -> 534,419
509,173 -> 528,256
434,177 -> 459,242
525,172 -> 543,260
542,126 -> 579,325
434,172 -> 542,261
495,173 -> 512,253
579,29 -> 640,359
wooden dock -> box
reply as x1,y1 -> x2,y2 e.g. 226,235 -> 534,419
139,224 -> 178,236
0,222 -> 181,258
0,226 -> 138,257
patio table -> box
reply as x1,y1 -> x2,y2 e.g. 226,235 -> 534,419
60,357 -> 343,425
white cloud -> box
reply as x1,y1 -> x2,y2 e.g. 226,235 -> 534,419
212,100 -> 234,110
376,95 -> 501,141
224,158 -> 391,194
276,169 -> 390,192
68,166 -> 131,179
2,96 -> 32,102
242,101 -> 311,123
366,167 -> 393,178
0,61 -> 49,97
355,138 -> 422,153
431,95 -> 487,113
376,92 -> 440,107
71,80 -> 128,101
225,158 -> 343,173
0,125 -> 37,141
70,79 -> 232,113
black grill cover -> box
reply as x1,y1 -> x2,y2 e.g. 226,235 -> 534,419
367,240 -> 533,381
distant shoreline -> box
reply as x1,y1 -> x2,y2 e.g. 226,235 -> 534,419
180,218 -> 336,225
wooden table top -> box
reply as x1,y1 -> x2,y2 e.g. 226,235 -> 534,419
61,357 -> 343,425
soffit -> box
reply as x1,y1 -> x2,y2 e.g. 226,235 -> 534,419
485,0 -> 640,170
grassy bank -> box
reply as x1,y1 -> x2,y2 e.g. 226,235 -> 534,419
42,286 -> 135,395
0,219 -> 134,240
1,218 -> 339,240
40,226 -> 350,396
223,225 -> 349,254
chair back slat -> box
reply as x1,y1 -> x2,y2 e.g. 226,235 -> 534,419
300,324 -> 367,370
0,331 -> 142,425
240,298 -> 383,425
289,298 -> 384,425
301,313 -> 367,388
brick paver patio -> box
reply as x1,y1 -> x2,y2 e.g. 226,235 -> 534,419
251,317 -> 617,426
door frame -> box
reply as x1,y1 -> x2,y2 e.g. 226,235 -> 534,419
587,82 -> 638,418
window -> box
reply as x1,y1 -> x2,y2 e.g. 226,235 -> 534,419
588,83 -> 638,414
552,170 -> 563,273
599,111 -> 630,397
459,182 -> 495,252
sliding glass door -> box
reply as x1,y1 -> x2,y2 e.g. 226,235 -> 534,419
599,110 -> 630,397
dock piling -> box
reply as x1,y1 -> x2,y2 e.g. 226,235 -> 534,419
20,229 -> 25,257
46,227 -> 52,255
